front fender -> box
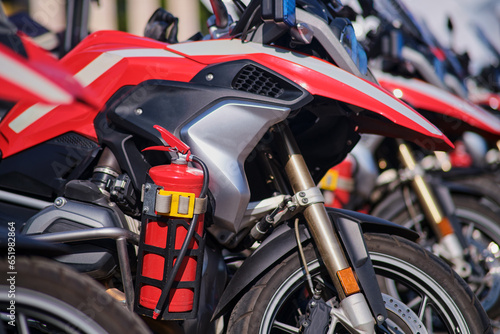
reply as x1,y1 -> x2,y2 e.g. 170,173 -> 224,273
212,208 -> 418,319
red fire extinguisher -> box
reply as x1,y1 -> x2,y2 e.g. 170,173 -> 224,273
135,125 -> 207,319
319,156 -> 354,208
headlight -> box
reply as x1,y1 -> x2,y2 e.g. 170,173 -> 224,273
331,18 -> 368,75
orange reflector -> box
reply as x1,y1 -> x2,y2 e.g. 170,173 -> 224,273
437,216 -> 454,236
337,267 -> 360,296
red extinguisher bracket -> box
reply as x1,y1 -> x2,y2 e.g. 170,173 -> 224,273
134,125 -> 207,320
135,178 -> 206,320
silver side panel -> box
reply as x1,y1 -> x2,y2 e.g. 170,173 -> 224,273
181,100 -> 290,233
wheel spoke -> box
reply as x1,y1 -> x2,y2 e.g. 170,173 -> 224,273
17,312 -> 30,334
425,307 -> 434,333
417,295 -> 429,320
404,295 -> 422,309
272,320 -> 301,333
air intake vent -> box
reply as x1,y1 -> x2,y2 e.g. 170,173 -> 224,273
52,132 -> 99,149
232,65 -> 285,98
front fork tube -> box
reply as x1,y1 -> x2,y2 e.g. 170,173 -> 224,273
398,141 -> 469,275
277,124 -> 379,333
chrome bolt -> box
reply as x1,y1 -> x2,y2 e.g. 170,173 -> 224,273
143,206 -> 149,214
299,191 -> 306,197
377,314 -> 385,322
135,108 -> 143,115
54,197 -> 66,208
302,198 -> 308,204
206,73 -> 214,81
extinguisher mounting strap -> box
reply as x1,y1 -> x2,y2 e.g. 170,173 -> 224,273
155,190 -> 207,218
193,197 -> 208,215
155,192 -> 172,214
142,183 -> 207,218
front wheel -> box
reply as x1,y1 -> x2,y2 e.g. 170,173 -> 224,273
227,233 -> 491,334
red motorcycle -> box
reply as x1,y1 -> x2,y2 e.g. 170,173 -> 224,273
0,9 -> 151,333
1,0 -> 492,333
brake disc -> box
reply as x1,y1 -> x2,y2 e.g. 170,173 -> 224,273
382,294 -> 428,334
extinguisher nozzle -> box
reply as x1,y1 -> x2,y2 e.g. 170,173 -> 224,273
152,310 -> 161,320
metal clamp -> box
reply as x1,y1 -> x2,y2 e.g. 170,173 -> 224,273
294,187 -> 325,207
142,183 -> 162,216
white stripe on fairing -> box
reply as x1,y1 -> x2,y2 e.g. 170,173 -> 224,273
106,48 -> 183,58
8,48 -> 181,133
73,52 -> 124,87
169,40 -> 441,136
9,52 -> 123,133
375,71 -> 500,133
8,104 -> 57,134
0,52 -> 73,104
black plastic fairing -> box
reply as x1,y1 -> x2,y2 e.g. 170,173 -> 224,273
106,75 -> 310,145
98,76 -> 311,192
0,132 -> 99,200
94,112 -> 152,191
288,97 -> 361,183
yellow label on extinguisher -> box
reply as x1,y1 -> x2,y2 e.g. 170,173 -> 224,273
319,169 -> 339,191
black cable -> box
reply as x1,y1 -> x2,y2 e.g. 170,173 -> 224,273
241,4 -> 261,42
231,0 -> 261,37
152,155 -> 209,319
191,155 -> 209,198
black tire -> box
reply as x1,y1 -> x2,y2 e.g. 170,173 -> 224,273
452,172 -> 500,209
377,190 -> 500,321
0,256 -> 151,333
227,233 -> 491,334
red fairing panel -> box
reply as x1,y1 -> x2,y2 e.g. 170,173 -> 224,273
0,31 -> 205,158
375,72 -> 500,136
0,34 -> 95,106
0,34 -> 452,157
167,39 -> 453,151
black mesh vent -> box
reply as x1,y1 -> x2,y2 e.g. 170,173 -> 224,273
232,65 -> 285,98
52,133 -> 99,149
